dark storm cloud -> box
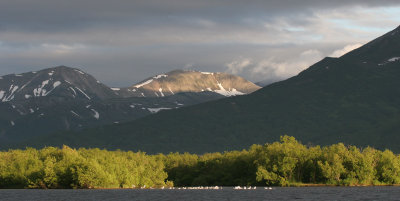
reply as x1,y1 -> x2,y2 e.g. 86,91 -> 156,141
0,0 -> 400,86
1,0 -> 399,32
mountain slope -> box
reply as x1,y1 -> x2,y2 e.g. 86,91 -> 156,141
117,70 -> 261,97
0,66 -> 260,145
22,25 -> 400,154
0,66 -> 118,102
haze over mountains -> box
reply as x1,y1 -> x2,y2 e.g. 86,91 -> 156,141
12,25 -> 400,154
0,67 -> 260,145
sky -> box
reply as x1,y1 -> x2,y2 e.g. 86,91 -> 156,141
0,0 -> 400,87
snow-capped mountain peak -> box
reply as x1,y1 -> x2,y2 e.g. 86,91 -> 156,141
0,66 -> 118,102
120,69 -> 261,98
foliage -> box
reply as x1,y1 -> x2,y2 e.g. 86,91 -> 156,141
163,136 -> 400,187
0,146 -> 169,189
1,136 -> 400,188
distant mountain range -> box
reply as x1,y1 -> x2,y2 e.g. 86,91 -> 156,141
116,69 -> 259,97
0,67 -> 260,145
15,25 -> 400,154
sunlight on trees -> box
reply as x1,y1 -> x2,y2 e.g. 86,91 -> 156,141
1,136 -> 400,188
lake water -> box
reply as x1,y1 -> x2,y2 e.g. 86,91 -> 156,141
1,187 -> 400,201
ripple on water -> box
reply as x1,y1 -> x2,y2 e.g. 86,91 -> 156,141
1,187 -> 400,201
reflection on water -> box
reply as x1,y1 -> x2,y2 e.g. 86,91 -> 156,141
1,186 -> 399,201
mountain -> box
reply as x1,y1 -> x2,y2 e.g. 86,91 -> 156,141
0,67 -> 259,145
255,77 -> 283,87
116,70 -> 260,97
0,66 -> 118,102
21,25 -> 400,154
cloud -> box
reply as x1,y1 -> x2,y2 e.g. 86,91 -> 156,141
0,1 -> 399,86
254,49 -> 323,78
0,1 -> 399,33
40,43 -> 87,55
225,49 -> 324,84
329,43 -> 363,57
226,58 -> 253,74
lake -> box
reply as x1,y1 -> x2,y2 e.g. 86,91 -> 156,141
1,187 -> 399,201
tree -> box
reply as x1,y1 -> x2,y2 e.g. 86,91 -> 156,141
376,150 -> 400,184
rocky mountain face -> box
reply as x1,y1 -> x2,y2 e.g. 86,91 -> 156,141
0,66 -> 259,145
24,25 -> 400,154
0,66 -> 118,102
116,70 -> 260,98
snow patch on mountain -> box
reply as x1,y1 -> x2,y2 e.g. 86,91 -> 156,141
148,107 -> 171,113
111,88 -> 121,91
75,87 -> 91,100
42,81 -> 61,96
75,69 -> 85,75
33,80 -> 49,97
378,57 -> 400,66
10,85 -> 19,95
69,87 -> 77,96
168,87 -> 174,94
159,88 -> 165,97
134,79 -> 153,88
32,80 -> 61,97
214,83 -> 244,97
201,72 -> 213,75
3,85 -> 19,101
91,109 -> 99,119
71,110 -> 80,117
53,81 -> 61,88
388,57 -> 400,62
153,74 -> 167,79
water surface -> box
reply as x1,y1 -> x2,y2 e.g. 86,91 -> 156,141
1,186 -> 399,201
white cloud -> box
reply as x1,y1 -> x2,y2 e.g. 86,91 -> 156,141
226,57 -> 253,74
329,43 -> 363,57
41,43 -> 86,55
254,49 -> 323,78
225,49 -> 324,83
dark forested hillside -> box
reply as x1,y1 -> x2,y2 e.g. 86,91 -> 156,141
11,26 -> 400,154
0,67 -> 259,146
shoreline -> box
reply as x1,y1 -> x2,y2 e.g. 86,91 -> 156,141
2,185 -> 400,190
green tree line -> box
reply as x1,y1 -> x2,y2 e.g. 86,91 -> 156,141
1,136 -> 400,188
0,146 -> 169,189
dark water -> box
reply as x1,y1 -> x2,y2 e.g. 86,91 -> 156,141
1,187 -> 400,201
